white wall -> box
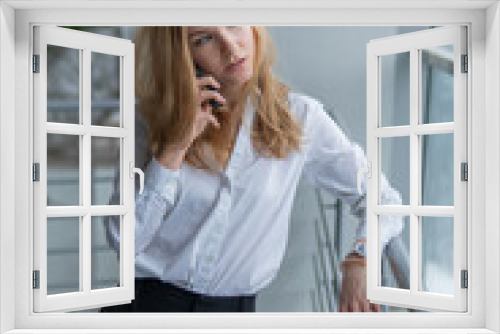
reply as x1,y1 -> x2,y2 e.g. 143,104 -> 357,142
485,3 -> 500,333
0,2 -> 16,332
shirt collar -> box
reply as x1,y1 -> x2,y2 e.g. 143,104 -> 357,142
241,86 -> 260,133
200,86 -> 259,172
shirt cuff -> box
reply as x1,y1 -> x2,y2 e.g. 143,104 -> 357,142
380,214 -> 404,251
144,158 -> 181,203
351,216 -> 404,255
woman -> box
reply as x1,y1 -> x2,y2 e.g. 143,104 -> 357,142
101,26 -> 403,313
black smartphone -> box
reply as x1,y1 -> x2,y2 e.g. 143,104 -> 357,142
195,63 -> 224,110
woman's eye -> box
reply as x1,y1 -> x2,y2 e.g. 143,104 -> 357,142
194,35 -> 212,46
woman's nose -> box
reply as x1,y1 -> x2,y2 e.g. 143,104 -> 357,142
221,34 -> 240,59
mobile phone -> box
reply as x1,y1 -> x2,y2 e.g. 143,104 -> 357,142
195,63 -> 224,110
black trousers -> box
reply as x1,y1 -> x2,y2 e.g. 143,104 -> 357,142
100,278 -> 256,313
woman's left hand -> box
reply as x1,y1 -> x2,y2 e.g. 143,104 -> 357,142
339,254 -> 381,312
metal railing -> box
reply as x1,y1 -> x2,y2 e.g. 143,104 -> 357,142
311,188 -> 419,312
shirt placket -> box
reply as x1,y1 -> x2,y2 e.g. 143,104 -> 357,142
187,98 -> 254,294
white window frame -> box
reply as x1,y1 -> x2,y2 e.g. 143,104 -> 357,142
365,26 -> 468,312
0,1 -> 499,333
32,25 -> 136,313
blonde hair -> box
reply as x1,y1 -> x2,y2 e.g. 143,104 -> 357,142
134,26 -> 304,173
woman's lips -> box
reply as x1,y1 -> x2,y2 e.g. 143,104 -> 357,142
226,57 -> 246,71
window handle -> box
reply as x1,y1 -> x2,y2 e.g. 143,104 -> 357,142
129,161 -> 144,194
357,162 -> 372,195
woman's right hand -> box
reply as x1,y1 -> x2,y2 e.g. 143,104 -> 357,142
157,76 -> 226,169
189,75 -> 226,143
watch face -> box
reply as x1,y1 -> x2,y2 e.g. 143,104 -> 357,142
357,244 -> 366,257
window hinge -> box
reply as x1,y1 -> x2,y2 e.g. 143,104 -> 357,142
33,270 -> 40,289
461,270 -> 468,289
461,162 -> 468,181
33,54 -> 40,73
33,163 -> 40,182
461,54 -> 468,73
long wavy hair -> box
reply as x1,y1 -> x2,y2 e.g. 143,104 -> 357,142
134,26 -> 304,174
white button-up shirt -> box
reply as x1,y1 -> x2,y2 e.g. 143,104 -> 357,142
105,91 -> 403,297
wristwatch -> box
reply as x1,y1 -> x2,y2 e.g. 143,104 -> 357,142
350,239 -> 367,258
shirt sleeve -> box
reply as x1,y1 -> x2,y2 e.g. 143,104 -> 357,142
103,111 -> 182,257
300,96 -> 404,258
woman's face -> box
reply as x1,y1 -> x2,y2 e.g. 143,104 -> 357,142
187,26 -> 255,90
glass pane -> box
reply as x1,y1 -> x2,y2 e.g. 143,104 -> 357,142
47,217 -> 80,295
92,216 -> 120,290
47,134 -> 80,206
91,137 -> 121,206
421,45 -> 454,124
381,136 -> 410,205
421,133 -> 454,206
91,52 -> 121,127
47,45 -> 80,124
421,216 -> 454,295
381,215 -> 410,290
380,52 -> 410,127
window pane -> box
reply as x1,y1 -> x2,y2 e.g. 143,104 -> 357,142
421,216 -> 454,295
91,52 -> 121,127
91,137 -> 121,206
421,45 -> 454,124
381,215 -> 410,290
47,133 -> 80,206
381,136 -> 410,205
421,133 -> 454,206
47,45 -> 80,124
92,216 -> 120,290
47,217 -> 80,295
381,52 -> 410,127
